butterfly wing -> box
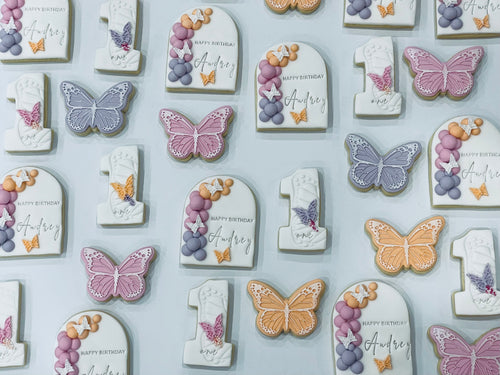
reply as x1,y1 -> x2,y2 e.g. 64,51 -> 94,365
110,182 -> 126,200
122,22 -> 133,46
199,321 -> 216,341
474,328 -> 500,375
380,142 -> 422,194
247,281 -> 287,337
468,272 -> 487,293
125,174 -> 134,197
93,81 -> 133,135
195,106 -> 233,160
404,47 -> 445,98
110,29 -> 124,47
483,264 -> 495,288
367,72 -> 386,91
405,216 -> 444,273
60,81 -> 96,134
345,134 -> 383,190
0,317 -> 12,341
115,247 -> 155,301
159,109 -> 196,160
307,199 -> 318,222
444,47 -> 484,98
81,247 -> 117,302
214,313 -> 224,338
292,207 -> 310,226
382,66 -> 392,87
287,279 -> 325,337
265,0 -> 292,12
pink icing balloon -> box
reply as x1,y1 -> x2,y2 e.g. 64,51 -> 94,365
1,9 -> 12,20
71,338 -> 81,350
340,322 -> 352,334
335,301 -> 347,313
0,190 -> 10,204
259,59 -> 269,69
435,159 -> 444,170
189,194 -> 205,211
11,8 -> 21,19
353,308 -> 361,319
6,203 -> 15,215
57,335 -> 72,351
258,74 -> 268,85
188,209 -> 208,222
185,206 -> 193,215
58,352 -> 71,363
333,315 -> 345,328
173,25 -> 188,40
435,143 -> 443,154
54,361 -> 65,371
441,134 -> 459,150
198,227 -> 208,235
17,0 -> 25,7
269,77 -> 282,88
55,347 -> 64,357
14,19 -> 21,30
339,305 -> 354,320
353,333 -> 362,346
9,191 -> 17,201
438,130 -> 450,140
203,199 -> 212,210
187,29 -> 194,38
349,320 -> 361,333
68,350 -> 79,364
170,37 -> 184,49
4,0 -> 17,10
261,64 -> 277,80
438,149 -> 452,162
184,54 -> 193,62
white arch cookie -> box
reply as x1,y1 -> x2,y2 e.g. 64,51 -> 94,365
0,281 -> 26,368
333,281 -> 413,374
180,176 -> 256,268
0,167 -> 63,258
430,116 -> 500,207
0,0 -> 71,62
166,7 -> 238,93
256,42 -> 327,131
344,0 -> 417,28
5,73 -> 52,152
54,311 -> 128,375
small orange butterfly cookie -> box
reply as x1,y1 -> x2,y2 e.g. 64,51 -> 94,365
247,279 -> 325,337
365,216 -> 445,275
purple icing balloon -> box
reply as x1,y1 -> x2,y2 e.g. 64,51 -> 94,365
336,358 -> 349,371
193,249 -> 207,261
351,361 -> 364,374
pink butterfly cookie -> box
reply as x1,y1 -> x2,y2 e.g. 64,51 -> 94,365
404,46 -> 484,100
199,313 -> 224,348
81,247 -> 155,302
159,106 -> 233,161
367,66 -> 393,93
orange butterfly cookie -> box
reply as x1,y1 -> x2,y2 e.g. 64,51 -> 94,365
374,355 -> 392,372
470,183 -> 488,200
265,0 -> 321,14
111,174 -> 136,206
473,15 -> 490,30
247,279 -> 325,337
377,2 -> 394,17
365,216 -> 445,275
22,235 -> 39,253
214,248 -> 230,263
29,39 -> 45,54
291,108 -> 307,124
200,71 -> 215,86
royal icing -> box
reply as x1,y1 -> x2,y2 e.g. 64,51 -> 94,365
333,281 -> 413,375
97,145 -> 145,225
54,311 -> 128,375
248,279 -> 325,337
265,0 -> 321,13
95,0 -> 141,73
159,106 -> 233,162
166,7 -> 238,92
452,229 -> 500,316
344,0 -> 417,28
60,81 -> 134,136
354,37 -> 401,117
0,0 -> 70,62
0,167 -> 63,258
256,42 -> 327,131
436,0 -> 500,38
428,325 -> 500,375
345,134 -> 422,195
180,176 -> 256,268
404,46 -> 484,100
81,247 -> 155,302
5,73 -> 51,152
0,281 -> 25,368
365,217 -> 445,275
279,168 -> 327,251
430,116 -> 500,207
184,280 -> 233,367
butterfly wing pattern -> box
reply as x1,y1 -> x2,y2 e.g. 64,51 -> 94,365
110,22 -> 133,49
345,134 -> 421,195
17,102 -> 41,128
265,0 -> 322,13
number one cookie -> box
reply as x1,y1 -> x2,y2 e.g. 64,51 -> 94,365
279,168 -> 327,251
354,37 -> 401,117
184,280 -> 233,367
0,281 -> 26,368
452,229 -> 500,316
5,73 -> 51,152
95,0 -> 142,74
97,145 -> 145,225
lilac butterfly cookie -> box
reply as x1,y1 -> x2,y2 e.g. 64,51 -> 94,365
110,22 -> 132,52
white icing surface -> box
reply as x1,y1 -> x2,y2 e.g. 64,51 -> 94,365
5,73 -> 51,152
180,176 -> 256,268
165,7 -> 238,92
0,281 -> 25,368
95,0 -> 141,73
332,281 -> 413,375
354,37 -> 402,117
0,167 -> 63,258
0,0 -> 70,62
452,229 -> 500,316
430,116 -> 500,207
184,280 -> 233,367
255,42 -> 328,131
97,145 -> 145,225
344,0 -> 417,27
54,311 -> 128,375
435,0 -> 500,38
279,168 -> 327,251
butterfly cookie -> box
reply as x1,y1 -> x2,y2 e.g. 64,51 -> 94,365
265,0 -> 321,13
0,281 -> 25,368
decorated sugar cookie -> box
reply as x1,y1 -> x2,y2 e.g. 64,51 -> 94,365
5,73 -> 51,152
0,167 -> 63,258
180,176 -> 256,267
345,134 -> 422,195
95,0 -> 142,73
354,37 -> 402,117
0,281 -> 25,368
435,0 -> 500,38
452,229 -> 500,316
166,7 -> 238,92
54,311 -> 128,375
428,325 -> 500,375
429,116 -> 500,207
0,0 -> 70,62
344,0 -> 417,28
159,106 -> 233,162
404,46 -> 484,100
333,281 -> 413,375
81,246 -> 155,302
97,145 -> 145,225
365,216 -> 445,275
247,279 -> 325,337
255,42 -> 327,131
278,168 -> 327,251
184,280 -> 233,367
265,0 -> 321,13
